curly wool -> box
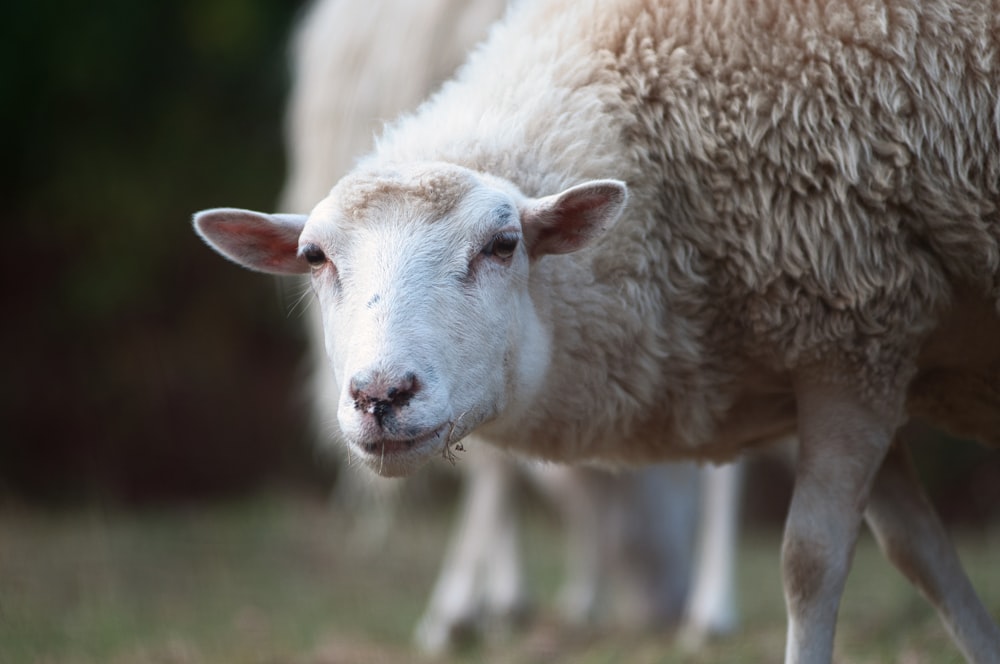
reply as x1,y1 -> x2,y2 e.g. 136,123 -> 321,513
363,0 -> 1000,462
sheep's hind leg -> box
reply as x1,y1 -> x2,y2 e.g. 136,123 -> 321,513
865,441 -> 1000,664
782,379 -> 897,664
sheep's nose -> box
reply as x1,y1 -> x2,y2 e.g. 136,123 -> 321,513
350,370 -> 419,426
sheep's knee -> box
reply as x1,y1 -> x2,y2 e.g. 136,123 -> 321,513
781,535 -> 830,611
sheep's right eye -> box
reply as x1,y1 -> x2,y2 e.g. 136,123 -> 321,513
299,243 -> 327,268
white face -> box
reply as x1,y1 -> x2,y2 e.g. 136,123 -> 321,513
300,168 -> 544,475
193,162 -> 626,477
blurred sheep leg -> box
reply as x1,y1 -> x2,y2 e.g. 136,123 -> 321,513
414,447 -> 527,654
417,458 -> 743,653
865,442 -> 1000,664
532,463 -> 701,629
681,461 -> 744,647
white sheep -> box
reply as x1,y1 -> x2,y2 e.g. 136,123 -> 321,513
280,0 -> 740,651
195,0 -> 1000,662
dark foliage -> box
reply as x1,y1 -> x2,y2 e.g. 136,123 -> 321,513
0,1 -> 327,503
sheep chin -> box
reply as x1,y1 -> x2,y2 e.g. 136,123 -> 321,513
349,425 -> 450,478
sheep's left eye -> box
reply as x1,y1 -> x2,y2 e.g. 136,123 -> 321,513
482,232 -> 519,260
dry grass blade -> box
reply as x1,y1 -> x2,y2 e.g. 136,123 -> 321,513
441,413 -> 468,465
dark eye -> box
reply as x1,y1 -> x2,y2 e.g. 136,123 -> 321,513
299,243 -> 327,268
482,232 -> 519,261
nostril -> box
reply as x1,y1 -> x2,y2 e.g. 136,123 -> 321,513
350,371 -> 420,419
349,375 -> 368,402
386,372 -> 417,405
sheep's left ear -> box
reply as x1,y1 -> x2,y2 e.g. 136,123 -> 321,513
520,180 -> 627,258
193,208 -> 309,274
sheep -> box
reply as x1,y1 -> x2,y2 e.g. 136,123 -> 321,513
279,0 -> 740,651
194,0 -> 1000,661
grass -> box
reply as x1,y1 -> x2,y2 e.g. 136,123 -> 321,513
0,490 -> 997,664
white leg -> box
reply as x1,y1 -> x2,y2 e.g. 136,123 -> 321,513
782,379 -> 897,664
681,459 -> 743,646
414,448 -> 520,654
865,442 -> 1000,664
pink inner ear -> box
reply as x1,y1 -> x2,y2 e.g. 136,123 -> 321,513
196,209 -> 309,275
220,220 -> 298,267
524,181 -> 626,258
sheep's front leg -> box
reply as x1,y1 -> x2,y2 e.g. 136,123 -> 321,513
782,379 -> 897,664
865,441 -> 1000,664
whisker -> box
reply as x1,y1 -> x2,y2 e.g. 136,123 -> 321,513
284,279 -> 315,319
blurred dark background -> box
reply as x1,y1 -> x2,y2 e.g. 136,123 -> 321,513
2,1 -> 321,505
1,0 -> 997,523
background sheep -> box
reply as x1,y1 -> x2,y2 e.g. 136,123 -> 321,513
280,0 -> 741,652
195,0 -> 1000,662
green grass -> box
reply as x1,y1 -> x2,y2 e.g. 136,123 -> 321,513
0,492 -> 997,664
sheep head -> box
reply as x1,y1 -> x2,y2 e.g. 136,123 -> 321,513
194,162 -> 627,476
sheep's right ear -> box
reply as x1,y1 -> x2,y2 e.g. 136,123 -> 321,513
193,208 -> 309,275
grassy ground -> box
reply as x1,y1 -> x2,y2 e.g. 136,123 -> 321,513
1,491 -> 997,664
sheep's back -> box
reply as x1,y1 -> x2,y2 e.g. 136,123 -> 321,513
601,0 -> 1000,391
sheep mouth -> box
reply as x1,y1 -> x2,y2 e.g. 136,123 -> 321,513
357,426 -> 445,457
